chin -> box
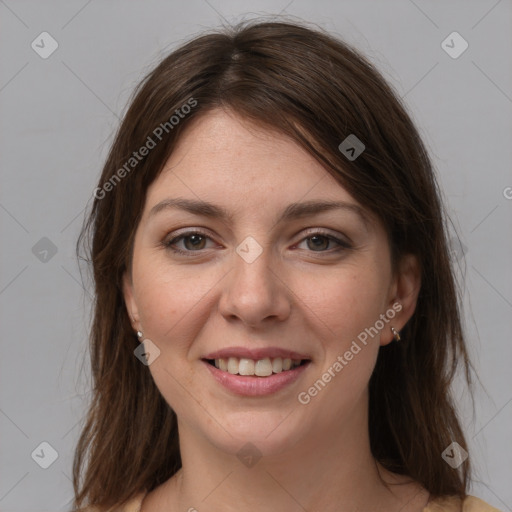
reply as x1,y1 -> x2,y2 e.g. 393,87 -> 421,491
199,408 -> 311,459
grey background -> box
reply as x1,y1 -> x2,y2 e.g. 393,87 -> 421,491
1,1 -> 511,511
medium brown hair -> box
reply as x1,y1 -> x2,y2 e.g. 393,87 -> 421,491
73,18 -> 473,510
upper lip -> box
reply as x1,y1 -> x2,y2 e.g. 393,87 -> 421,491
203,347 -> 311,361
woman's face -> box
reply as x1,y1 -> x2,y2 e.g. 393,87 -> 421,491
123,108 -> 419,457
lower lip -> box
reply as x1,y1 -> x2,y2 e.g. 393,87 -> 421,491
203,360 -> 310,396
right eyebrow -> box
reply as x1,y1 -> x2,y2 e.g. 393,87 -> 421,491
148,197 -> 371,230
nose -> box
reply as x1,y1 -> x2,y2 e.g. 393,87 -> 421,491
217,243 -> 291,328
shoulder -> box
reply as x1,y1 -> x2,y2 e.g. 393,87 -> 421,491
79,491 -> 147,512
425,495 -> 503,512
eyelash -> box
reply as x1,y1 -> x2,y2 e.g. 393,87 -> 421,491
163,229 -> 352,257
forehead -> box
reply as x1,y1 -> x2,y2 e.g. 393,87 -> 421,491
145,109 -> 356,207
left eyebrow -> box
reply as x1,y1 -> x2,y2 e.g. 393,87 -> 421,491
148,198 -> 371,230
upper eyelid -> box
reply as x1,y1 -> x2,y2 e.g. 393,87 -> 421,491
166,226 -> 347,239
165,228 -> 351,248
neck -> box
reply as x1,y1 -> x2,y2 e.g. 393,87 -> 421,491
152,400 -> 428,512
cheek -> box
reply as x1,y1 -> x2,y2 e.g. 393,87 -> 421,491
297,298 -> 380,421
132,257 -> 219,350
296,264 -> 388,344
292,266 -> 386,404
132,260 -> 210,413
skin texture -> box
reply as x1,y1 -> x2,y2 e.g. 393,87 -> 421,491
123,109 -> 426,512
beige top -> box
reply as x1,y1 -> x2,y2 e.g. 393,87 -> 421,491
85,493 -> 503,512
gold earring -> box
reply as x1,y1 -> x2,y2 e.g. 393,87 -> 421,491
391,327 -> 401,342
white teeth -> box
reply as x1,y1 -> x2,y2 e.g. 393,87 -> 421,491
211,356 -> 306,376
255,358 -> 273,376
238,358 -> 255,375
272,357 -> 283,373
227,357 -> 239,374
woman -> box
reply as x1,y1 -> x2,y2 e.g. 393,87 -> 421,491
73,19 -> 501,512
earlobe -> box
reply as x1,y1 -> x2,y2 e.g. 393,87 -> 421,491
122,272 -> 140,330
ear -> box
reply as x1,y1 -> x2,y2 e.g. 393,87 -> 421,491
122,271 -> 141,333
381,253 -> 421,346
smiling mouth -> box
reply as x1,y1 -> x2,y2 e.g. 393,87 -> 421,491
203,357 -> 310,377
